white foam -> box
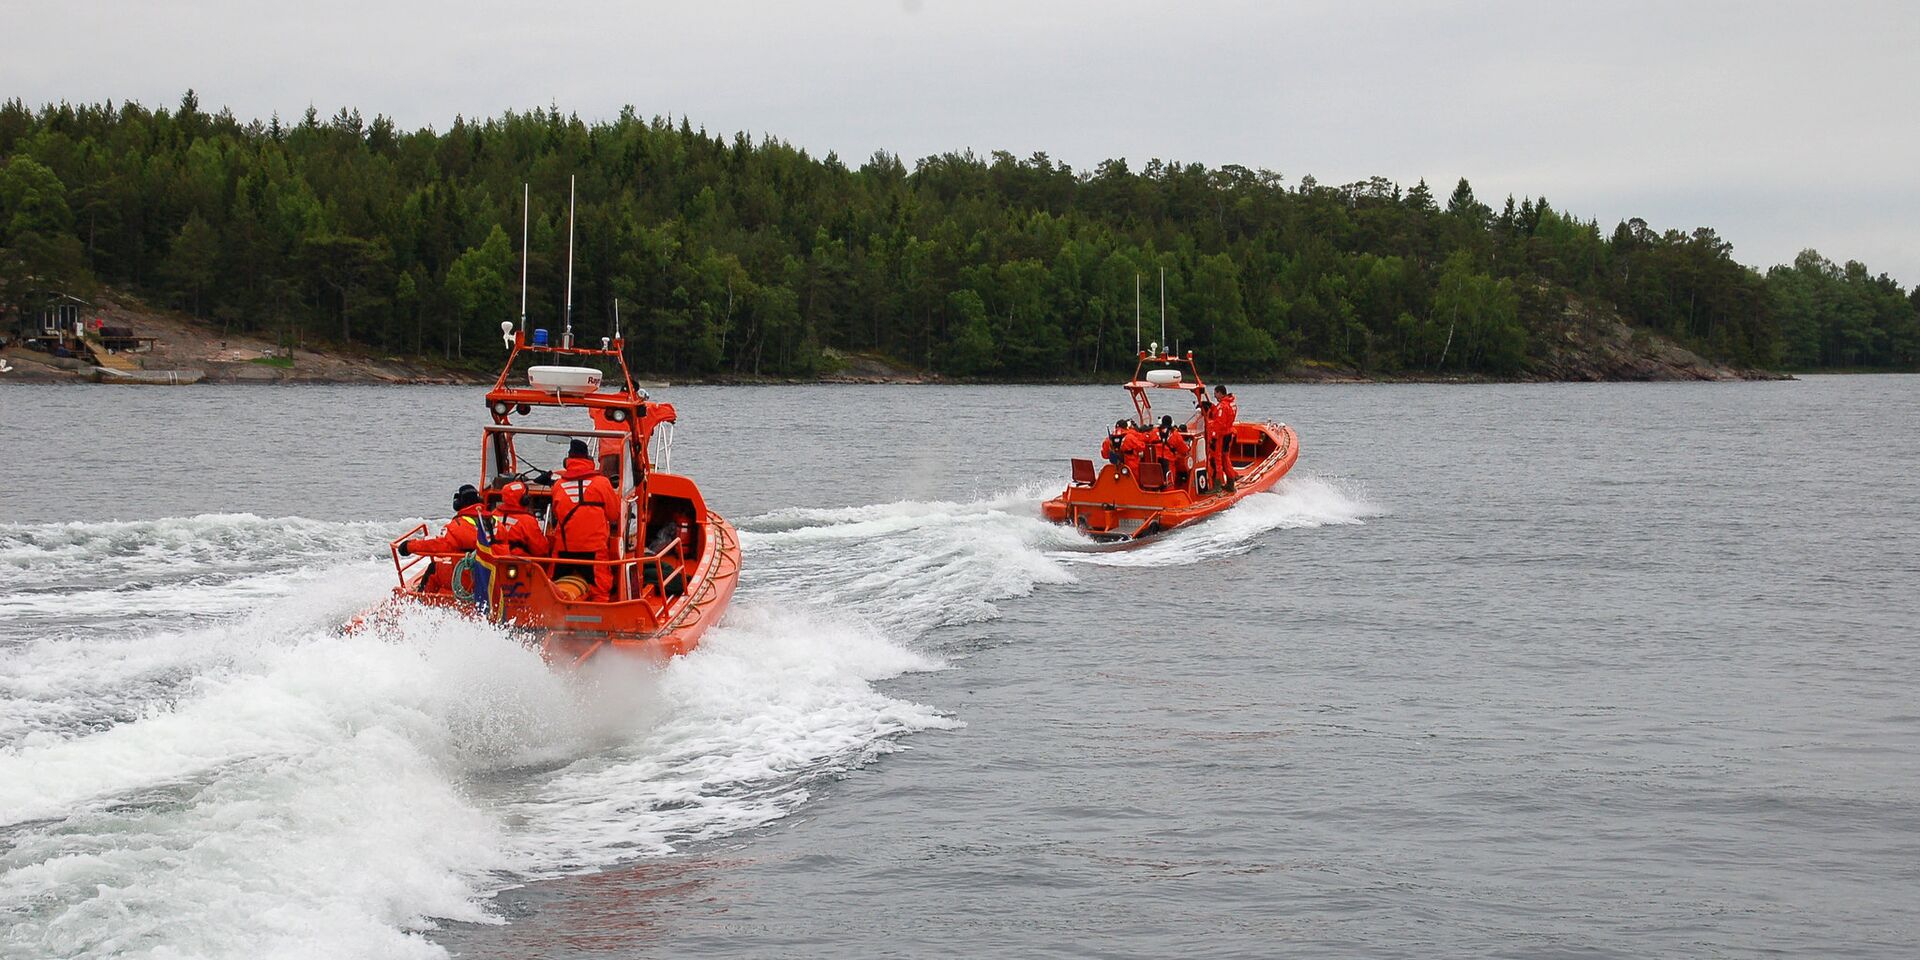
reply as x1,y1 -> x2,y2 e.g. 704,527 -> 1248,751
501,603 -> 956,872
0,606 -> 550,960
0,507 -> 978,959
0,514 -> 397,587
7,473 -> 1318,958
740,485 -> 1080,636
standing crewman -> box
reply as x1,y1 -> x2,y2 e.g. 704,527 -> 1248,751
399,484 -> 486,593
1207,384 -> 1239,492
549,438 -> 618,601
490,481 -> 550,558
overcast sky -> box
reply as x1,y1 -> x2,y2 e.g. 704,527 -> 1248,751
8,0 -> 1916,283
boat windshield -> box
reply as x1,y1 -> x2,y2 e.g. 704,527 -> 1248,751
1129,386 -> 1209,429
483,426 -> 632,491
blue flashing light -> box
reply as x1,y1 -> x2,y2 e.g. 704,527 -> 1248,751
532,328 -> 550,346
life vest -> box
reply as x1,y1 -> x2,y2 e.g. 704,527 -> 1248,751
1120,429 -> 1148,473
1213,395 -> 1238,432
1159,428 -> 1189,463
492,508 -> 550,557
550,458 -> 616,554
407,505 -> 485,594
409,505 -> 484,555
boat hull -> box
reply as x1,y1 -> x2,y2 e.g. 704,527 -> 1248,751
376,513 -> 741,668
1042,422 -> 1299,541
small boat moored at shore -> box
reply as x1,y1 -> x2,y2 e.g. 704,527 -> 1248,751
1042,348 -> 1299,541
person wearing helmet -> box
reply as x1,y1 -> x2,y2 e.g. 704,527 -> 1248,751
399,484 -> 486,593
490,480 -> 549,557
549,438 -> 618,601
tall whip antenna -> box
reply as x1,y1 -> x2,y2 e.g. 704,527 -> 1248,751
1158,266 -> 1166,351
613,298 -> 621,341
563,174 -> 577,348
518,183 -> 529,333
1134,273 -> 1141,354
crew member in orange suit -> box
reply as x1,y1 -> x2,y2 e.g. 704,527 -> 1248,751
398,484 -> 485,593
588,408 -> 626,479
549,439 -> 618,601
1101,419 -> 1129,467
1155,415 -> 1191,489
1120,420 -> 1149,475
491,481 -> 550,557
1207,385 -> 1239,492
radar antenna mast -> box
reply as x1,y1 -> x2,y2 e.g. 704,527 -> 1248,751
518,183 -> 530,334
563,174 -> 576,349
1134,273 -> 1141,354
1158,266 -> 1166,352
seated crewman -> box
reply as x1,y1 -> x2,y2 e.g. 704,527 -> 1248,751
490,481 -> 549,557
398,484 -> 486,593
1120,420 -> 1149,475
1101,419 -> 1130,466
1156,415 -> 1191,488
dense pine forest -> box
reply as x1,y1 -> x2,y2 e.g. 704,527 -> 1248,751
2,92 -> 1916,378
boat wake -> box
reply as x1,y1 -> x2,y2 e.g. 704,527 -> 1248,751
736,483 -> 1082,637
1053,474 -> 1382,567
0,482 -> 1365,958
0,507 -> 987,960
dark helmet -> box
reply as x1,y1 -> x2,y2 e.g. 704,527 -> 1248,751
453,484 -> 482,511
1160,415 -> 1173,429
567,438 -> 591,460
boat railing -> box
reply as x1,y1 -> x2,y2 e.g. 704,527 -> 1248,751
389,530 -> 691,602
388,523 -> 431,582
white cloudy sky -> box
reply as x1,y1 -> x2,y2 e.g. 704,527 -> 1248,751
8,0 -> 1917,283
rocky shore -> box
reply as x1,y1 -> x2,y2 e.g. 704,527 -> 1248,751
3,293 -> 1783,387
2,298 -> 488,385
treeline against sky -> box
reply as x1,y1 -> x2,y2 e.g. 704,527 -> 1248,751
2,93 -> 1916,376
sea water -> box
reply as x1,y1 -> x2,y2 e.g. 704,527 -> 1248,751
0,378 -> 1914,959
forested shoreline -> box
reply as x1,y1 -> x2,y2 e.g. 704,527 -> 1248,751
2,93 -> 1915,379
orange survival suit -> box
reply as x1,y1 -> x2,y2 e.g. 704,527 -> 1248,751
550,454 -> 618,601
1120,425 -> 1149,475
1101,421 -> 1129,467
1153,425 -> 1191,489
402,496 -> 485,594
491,481 -> 550,557
1206,391 -> 1239,489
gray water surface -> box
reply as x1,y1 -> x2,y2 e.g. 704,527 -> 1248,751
1,377 -> 1915,959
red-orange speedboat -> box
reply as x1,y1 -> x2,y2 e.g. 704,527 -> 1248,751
1042,350 -> 1299,541
377,326 -> 739,666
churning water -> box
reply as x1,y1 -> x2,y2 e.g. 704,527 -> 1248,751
0,378 -> 1915,959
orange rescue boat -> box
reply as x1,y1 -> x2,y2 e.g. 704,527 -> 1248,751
377,325 -> 739,667
1042,349 -> 1299,541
